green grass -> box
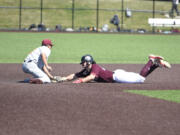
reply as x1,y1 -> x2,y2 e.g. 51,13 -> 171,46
0,32 -> 180,63
0,0 -> 173,31
0,0 -> 176,104
125,90 -> 180,103
0,31 -> 179,103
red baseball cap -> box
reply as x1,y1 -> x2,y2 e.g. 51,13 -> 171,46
42,39 -> 53,46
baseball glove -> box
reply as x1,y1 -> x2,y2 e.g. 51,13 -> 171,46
51,76 -> 66,83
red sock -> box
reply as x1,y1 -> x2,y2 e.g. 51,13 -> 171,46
140,60 -> 158,77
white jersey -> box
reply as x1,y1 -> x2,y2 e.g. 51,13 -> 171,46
176,0 -> 179,5
25,46 -> 51,69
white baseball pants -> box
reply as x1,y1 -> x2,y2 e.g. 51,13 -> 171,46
113,69 -> 145,83
22,61 -> 51,83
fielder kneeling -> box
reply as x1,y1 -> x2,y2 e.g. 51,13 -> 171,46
22,39 -> 57,84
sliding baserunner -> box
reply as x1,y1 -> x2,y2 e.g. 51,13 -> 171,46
56,54 -> 171,84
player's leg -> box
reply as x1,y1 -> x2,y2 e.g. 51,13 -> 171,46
113,69 -> 145,83
22,62 -> 34,83
140,54 -> 171,77
30,67 -> 51,83
22,62 -> 51,83
140,59 -> 158,77
174,4 -> 180,15
170,4 -> 175,17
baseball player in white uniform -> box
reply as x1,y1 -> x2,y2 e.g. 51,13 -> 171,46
22,39 -> 54,84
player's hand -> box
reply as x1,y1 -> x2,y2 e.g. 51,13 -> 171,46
46,65 -> 52,71
73,78 -> 83,84
51,76 -> 66,83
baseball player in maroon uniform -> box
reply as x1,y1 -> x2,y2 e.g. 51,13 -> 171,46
60,54 -> 171,84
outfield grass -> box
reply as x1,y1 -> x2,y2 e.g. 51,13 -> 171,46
126,90 -> 180,103
0,32 -> 180,64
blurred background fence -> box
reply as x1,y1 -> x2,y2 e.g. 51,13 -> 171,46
0,0 -> 179,33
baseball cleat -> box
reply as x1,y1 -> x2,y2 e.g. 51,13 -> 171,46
149,54 -> 163,66
29,78 -> 43,84
149,54 -> 164,61
159,60 -> 171,68
23,78 -> 30,83
149,54 -> 171,68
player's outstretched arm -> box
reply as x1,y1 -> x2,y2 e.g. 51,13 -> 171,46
65,73 -> 76,81
43,65 -> 54,79
53,73 -> 76,83
73,74 -> 95,84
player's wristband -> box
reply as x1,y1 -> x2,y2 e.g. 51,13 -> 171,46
79,78 -> 83,83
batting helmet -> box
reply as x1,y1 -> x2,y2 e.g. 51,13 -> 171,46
80,54 -> 95,65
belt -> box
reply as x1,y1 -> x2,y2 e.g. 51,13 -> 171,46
24,60 -> 33,63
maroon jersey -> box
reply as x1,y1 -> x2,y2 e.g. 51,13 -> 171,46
75,64 -> 114,82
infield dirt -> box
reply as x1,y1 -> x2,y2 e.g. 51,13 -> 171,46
0,64 -> 180,135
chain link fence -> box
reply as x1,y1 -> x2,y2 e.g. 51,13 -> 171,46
0,0 -> 178,33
